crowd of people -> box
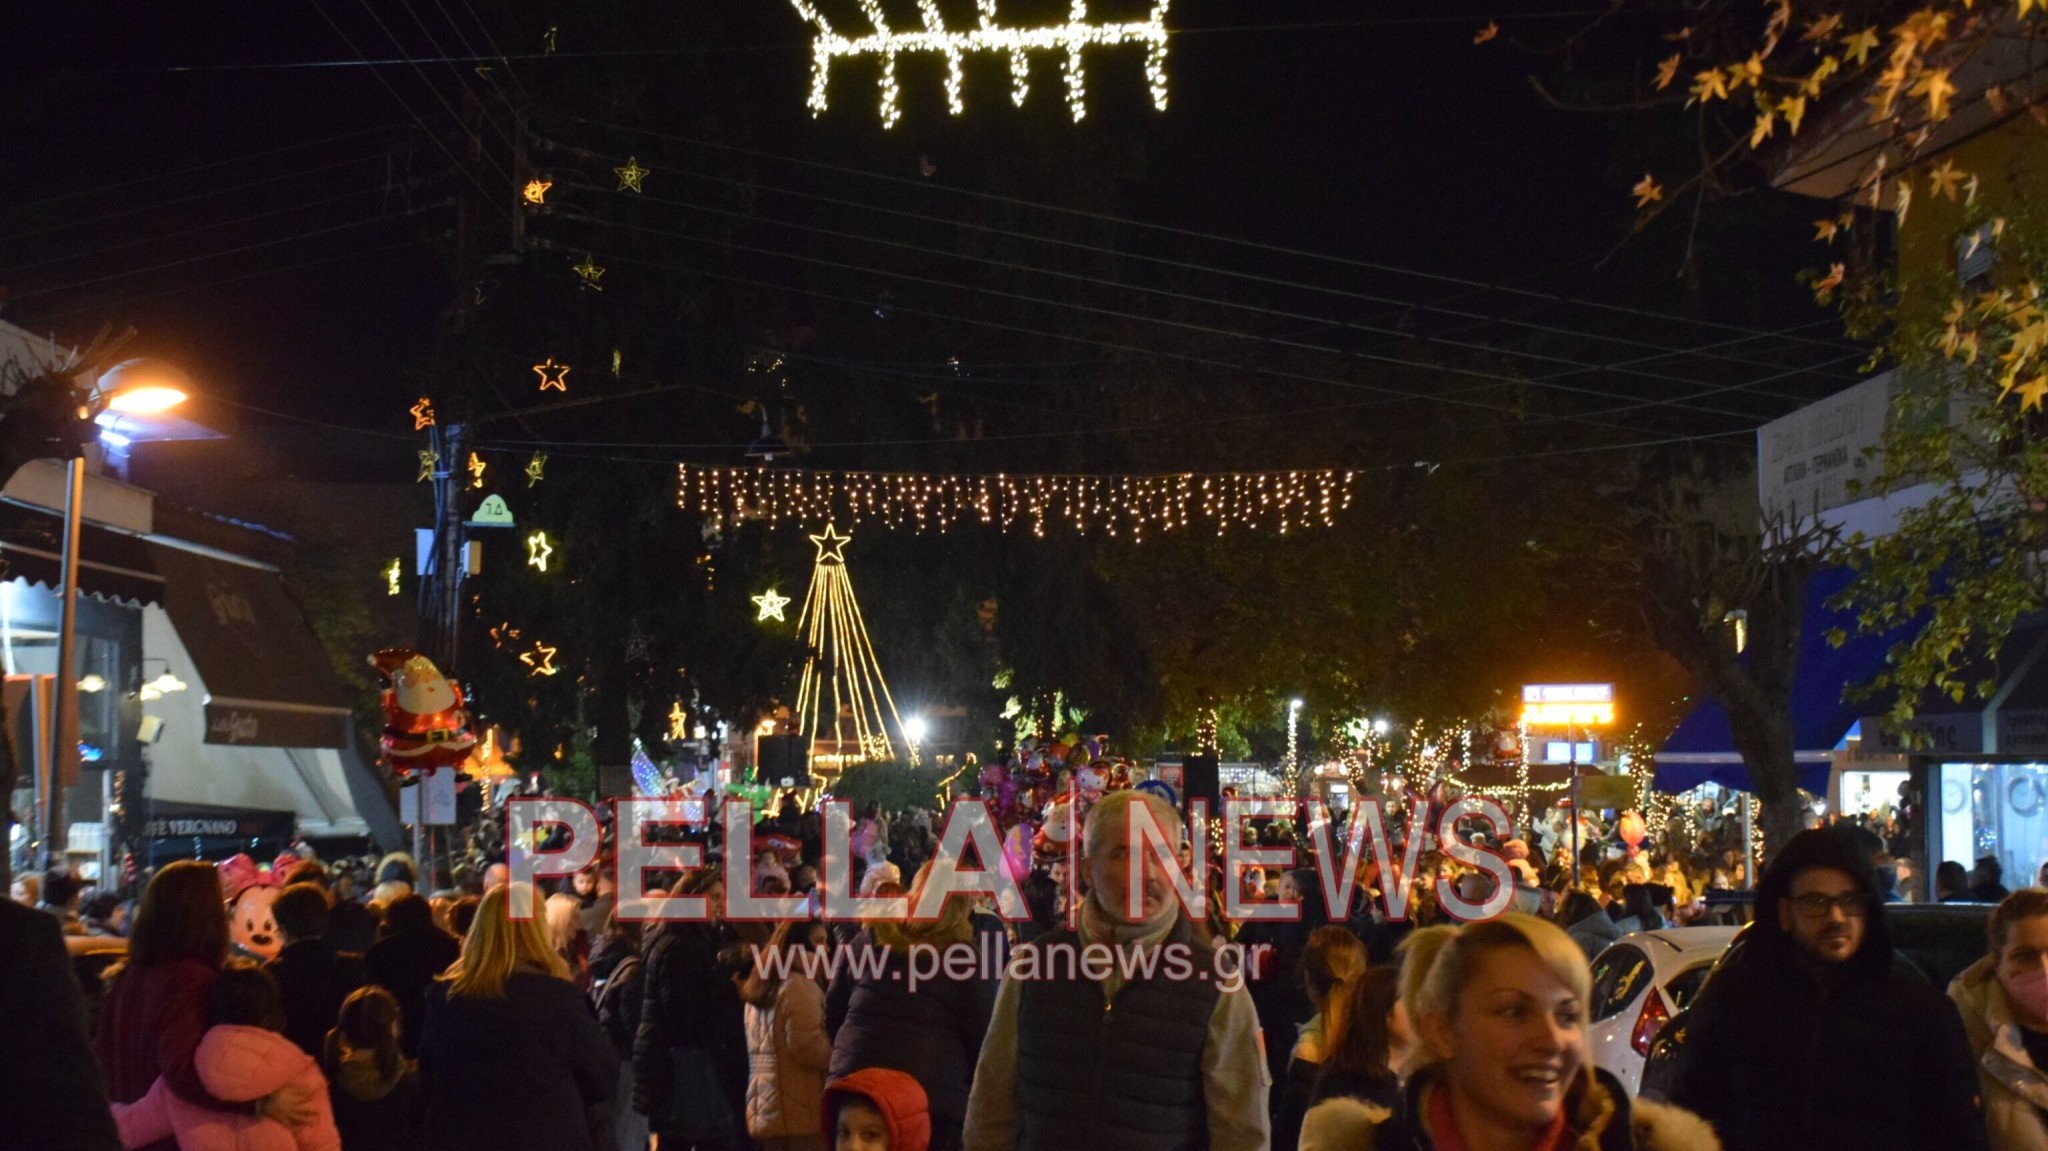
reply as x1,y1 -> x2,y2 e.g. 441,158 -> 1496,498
4,783 -> 2048,1151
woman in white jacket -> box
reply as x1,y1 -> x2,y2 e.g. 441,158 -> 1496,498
744,920 -> 834,1151
1947,889 -> 2048,1151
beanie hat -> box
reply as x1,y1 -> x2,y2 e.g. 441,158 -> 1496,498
824,1068 -> 930,1151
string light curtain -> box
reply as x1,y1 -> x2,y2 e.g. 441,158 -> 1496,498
677,463 -> 1358,538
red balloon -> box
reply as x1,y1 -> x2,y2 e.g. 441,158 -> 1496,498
1617,811 -> 1647,848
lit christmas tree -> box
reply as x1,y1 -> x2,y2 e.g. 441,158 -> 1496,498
793,524 -> 916,772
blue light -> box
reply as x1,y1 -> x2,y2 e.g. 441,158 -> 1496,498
78,743 -> 104,763
98,429 -> 132,449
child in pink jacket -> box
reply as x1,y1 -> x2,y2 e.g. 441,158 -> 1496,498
113,964 -> 341,1151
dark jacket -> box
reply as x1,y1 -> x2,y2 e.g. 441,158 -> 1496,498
365,922 -> 461,1056
266,937 -> 367,1058
93,956 -> 241,1151
419,970 -> 619,1150
825,925 -> 998,1148
633,920 -> 746,1135
1668,830 -> 1990,1151
327,1051 -> 425,1151
0,900 -> 122,1151
327,898 -> 380,954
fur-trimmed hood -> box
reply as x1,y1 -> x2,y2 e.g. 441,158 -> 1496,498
1299,1066 -> 1720,1151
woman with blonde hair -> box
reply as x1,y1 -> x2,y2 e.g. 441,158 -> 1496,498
417,883 -> 619,1150
1300,914 -> 1719,1151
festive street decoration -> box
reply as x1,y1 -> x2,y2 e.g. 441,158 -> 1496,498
368,648 -> 478,774
488,621 -> 522,648
753,588 -> 792,622
611,348 -> 622,375
793,523 -> 915,769
520,641 -> 560,676
417,450 -> 439,483
525,451 -> 548,486
467,493 -> 515,528
678,463 -> 1356,538
526,530 -> 554,571
522,179 -> 552,204
571,254 -> 605,289
533,358 -> 571,392
384,558 -> 402,597
467,452 -> 486,489
614,157 -> 648,193
410,397 -> 436,430
788,0 -> 1172,127
623,621 -> 652,662
667,701 -> 690,741
630,740 -> 666,795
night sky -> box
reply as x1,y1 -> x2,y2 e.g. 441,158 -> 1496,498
3,0 -> 1848,465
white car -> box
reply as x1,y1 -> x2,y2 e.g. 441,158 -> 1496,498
1586,926 -> 1738,1096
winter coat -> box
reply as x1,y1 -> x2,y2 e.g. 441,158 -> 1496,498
418,970 -> 620,1151
96,957 -> 244,1151
825,923 -> 997,1146
1299,1065 -> 1719,1151
825,1067 -> 933,1151
112,1024 -> 342,1151
327,1049 -> 424,1151
1567,910 -> 1622,962
1948,955 -> 2048,1151
0,899 -> 122,1151
364,922 -> 460,1057
633,920 -> 748,1135
746,976 -> 833,1140
266,938 -> 366,1059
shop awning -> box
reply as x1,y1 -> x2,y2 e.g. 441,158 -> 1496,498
145,542 -> 351,748
0,499 -> 163,606
1656,566 -> 1893,795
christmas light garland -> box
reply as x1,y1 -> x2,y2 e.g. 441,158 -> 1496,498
787,0 -> 1170,127
677,464 -> 1356,538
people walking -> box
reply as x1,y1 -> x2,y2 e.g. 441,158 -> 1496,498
1947,888 -> 2048,1151
363,892 -> 461,1057
0,896 -> 123,1150
635,867 -> 749,1151
746,919 -> 835,1151
266,883 -> 367,1058
323,985 -> 424,1151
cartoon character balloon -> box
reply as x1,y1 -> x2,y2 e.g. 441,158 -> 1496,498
1618,810 -> 1648,857
369,648 -> 477,773
218,854 -> 285,961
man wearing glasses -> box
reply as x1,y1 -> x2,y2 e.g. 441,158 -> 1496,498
1669,828 -> 1989,1151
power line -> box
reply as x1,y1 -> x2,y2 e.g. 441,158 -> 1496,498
0,151 -> 395,246
30,236 -> 433,322
0,126 -> 389,217
8,184 -> 387,276
348,0 -> 518,187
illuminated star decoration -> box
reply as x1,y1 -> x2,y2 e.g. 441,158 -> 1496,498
384,558 -> 402,596
522,179 -> 552,205
417,450 -> 440,483
623,621 -> 652,662
612,348 -> 622,376
410,397 -> 436,430
808,523 -> 853,564
520,641 -> 560,676
467,452 -> 486,489
525,451 -> 547,487
571,254 -> 605,289
667,701 -> 689,741
489,621 -> 522,648
753,588 -> 792,622
787,0 -> 1171,128
526,530 -> 554,571
533,357 -> 571,393
614,156 -> 648,193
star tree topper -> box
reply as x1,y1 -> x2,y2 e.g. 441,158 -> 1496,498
809,523 -> 852,564
753,588 -> 792,622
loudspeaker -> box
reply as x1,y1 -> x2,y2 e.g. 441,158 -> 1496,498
755,734 -> 810,787
1181,753 -> 1220,811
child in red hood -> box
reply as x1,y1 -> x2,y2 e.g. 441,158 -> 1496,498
823,1068 -> 930,1151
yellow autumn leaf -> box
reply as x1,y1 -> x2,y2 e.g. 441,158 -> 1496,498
1474,21 -> 1499,44
1781,94 -> 1808,134
1815,217 -> 1840,242
1803,14 -> 1843,42
1913,68 -> 1957,121
2024,0 -> 2041,17
1928,160 -> 1965,201
1802,55 -> 1840,97
1894,179 -> 1913,226
1690,68 -> 1730,104
1814,262 -> 1847,302
2017,377 -> 2048,413
1728,54 -> 1764,90
1655,53 -> 1682,91
1751,110 -> 1778,148
1632,173 -> 1665,207
1964,174 -> 1980,205
1841,26 -> 1880,66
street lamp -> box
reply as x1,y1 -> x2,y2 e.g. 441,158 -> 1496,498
903,715 -> 928,749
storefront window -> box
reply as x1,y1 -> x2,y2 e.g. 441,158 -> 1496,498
1939,762 -> 2048,891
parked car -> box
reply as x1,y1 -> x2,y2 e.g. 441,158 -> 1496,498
1585,927 -> 1739,1096
1636,902 -> 1992,1101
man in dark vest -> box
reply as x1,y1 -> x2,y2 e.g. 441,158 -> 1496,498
963,789 -> 1269,1150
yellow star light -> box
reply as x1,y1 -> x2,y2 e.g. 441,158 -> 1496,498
467,452 -> 486,489
615,157 -> 648,193
417,450 -> 440,483
667,701 -> 689,740
808,523 -> 852,564
612,348 -> 622,376
533,357 -> 571,392
753,588 -> 792,622
525,451 -> 547,487
527,530 -> 554,572
572,255 -> 605,289
520,641 -> 560,676
384,558 -> 402,596
522,179 -> 552,205
410,397 -> 436,430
